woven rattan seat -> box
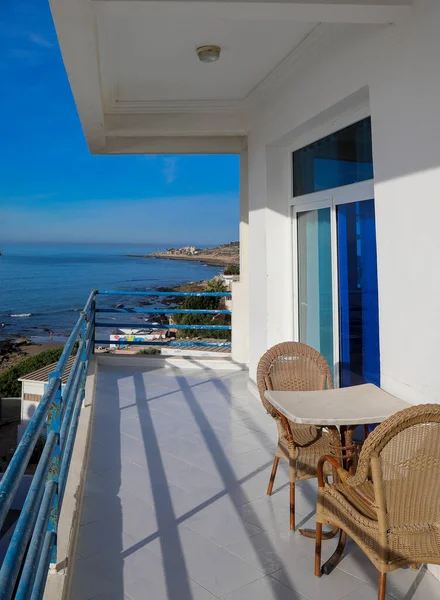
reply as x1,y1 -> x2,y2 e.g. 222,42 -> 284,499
315,403 -> 440,599
257,341 -> 334,530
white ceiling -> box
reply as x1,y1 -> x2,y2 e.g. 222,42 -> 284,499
49,0 -> 411,152
98,9 -> 317,105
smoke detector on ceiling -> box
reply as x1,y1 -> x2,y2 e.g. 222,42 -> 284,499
196,45 -> 221,63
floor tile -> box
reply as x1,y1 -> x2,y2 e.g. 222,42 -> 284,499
222,575 -> 307,600
92,591 -> 131,600
238,494 -> 295,536
224,530 -> 305,574
69,556 -> 121,600
386,566 -> 439,600
76,522 -> 134,560
338,583 -> 393,599
123,567 -> 219,600
144,524 -> 264,597
68,366 -> 440,600
181,494 -> 262,547
334,539 -> 381,587
270,554 -> 364,600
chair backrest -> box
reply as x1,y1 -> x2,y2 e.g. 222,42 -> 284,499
356,404 -> 440,538
257,342 -> 334,415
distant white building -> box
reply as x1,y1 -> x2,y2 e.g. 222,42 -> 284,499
17,356 -> 74,441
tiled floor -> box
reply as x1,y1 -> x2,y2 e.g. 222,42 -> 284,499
69,363 -> 440,600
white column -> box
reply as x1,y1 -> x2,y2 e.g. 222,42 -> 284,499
265,145 -> 293,348
231,144 -> 250,364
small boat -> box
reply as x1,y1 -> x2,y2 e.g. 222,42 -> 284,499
0,250 -> 3,256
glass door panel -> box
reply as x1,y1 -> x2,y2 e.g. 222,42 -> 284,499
297,207 -> 333,370
337,199 -> 380,387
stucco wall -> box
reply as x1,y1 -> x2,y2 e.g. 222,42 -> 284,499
247,0 -> 440,414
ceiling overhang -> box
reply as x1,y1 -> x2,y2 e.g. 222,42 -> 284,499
49,0 -> 412,154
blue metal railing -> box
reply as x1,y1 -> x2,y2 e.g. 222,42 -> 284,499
0,292 -> 94,600
0,287 -> 231,598
94,289 -> 232,348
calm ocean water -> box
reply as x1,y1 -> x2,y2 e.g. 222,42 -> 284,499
0,243 -> 221,341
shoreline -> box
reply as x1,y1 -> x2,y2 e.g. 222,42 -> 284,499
0,340 -> 65,376
127,253 -> 239,268
0,277 -> 219,371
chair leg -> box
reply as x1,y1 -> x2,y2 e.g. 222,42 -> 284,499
290,482 -> 295,531
322,530 -> 347,575
378,573 -> 387,600
267,456 -> 279,496
314,522 -> 322,577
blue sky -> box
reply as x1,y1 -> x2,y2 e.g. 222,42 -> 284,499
0,1 -> 239,246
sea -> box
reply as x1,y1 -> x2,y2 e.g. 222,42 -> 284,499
0,243 -> 221,342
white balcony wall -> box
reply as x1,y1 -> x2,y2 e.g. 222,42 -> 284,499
247,0 -> 440,427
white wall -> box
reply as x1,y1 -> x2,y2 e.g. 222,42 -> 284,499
247,0 -> 440,408
20,381 -> 45,425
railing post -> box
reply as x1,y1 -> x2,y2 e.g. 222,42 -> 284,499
91,290 -> 96,353
46,373 -> 62,565
81,316 -> 88,383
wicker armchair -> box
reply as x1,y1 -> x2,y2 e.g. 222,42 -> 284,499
315,403 -> 440,600
257,342 -> 334,530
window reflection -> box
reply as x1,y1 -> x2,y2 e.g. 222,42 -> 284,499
293,118 -> 373,197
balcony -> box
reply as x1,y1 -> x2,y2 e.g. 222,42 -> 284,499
1,293 -> 440,599
56,361 -> 440,600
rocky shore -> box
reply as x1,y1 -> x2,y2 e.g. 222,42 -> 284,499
0,339 -> 63,376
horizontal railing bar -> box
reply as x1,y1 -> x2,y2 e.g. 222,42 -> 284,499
96,308 -> 231,315
0,430 -> 58,599
15,480 -> 57,600
29,530 -> 56,600
0,377 -> 60,532
97,290 -> 231,297
96,322 -> 231,330
95,339 -> 231,347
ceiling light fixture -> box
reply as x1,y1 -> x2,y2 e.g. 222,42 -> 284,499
196,45 -> 221,64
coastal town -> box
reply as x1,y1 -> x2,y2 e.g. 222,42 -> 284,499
128,241 -> 239,268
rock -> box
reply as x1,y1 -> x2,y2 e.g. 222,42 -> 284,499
15,338 -> 32,346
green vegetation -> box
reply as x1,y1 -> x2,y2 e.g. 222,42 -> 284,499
172,279 -> 231,340
136,348 -> 161,355
0,346 -> 65,398
224,264 -> 239,275
206,279 -> 228,293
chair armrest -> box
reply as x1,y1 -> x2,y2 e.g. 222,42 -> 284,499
318,456 -> 376,510
317,455 -> 349,487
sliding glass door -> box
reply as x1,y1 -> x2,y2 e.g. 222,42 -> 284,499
297,207 -> 334,370
294,190 -> 380,387
292,117 -> 379,387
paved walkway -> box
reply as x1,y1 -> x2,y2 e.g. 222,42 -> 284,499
70,364 -> 440,600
